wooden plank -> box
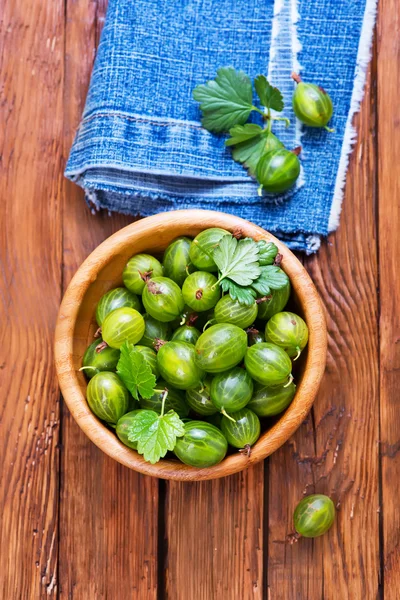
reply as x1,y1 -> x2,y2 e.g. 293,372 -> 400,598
59,1 -> 159,598
164,466 -> 264,600
268,62 -> 381,596
377,2 -> 400,597
0,0 -> 64,597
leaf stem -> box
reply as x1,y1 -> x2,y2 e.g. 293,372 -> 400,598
252,105 -> 266,117
160,389 -> 169,417
221,408 -> 236,423
266,108 -> 272,133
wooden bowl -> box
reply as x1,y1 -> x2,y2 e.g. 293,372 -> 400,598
55,209 -> 327,481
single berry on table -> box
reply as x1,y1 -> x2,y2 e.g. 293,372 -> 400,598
293,494 -> 336,538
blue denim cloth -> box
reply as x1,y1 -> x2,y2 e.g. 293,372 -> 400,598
65,0 -> 374,253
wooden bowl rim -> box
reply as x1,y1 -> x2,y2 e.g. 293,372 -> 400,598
55,209 -> 327,481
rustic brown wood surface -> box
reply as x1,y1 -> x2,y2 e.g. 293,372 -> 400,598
0,0 -> 398,599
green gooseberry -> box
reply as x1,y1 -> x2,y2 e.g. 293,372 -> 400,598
95,287 -> 141,326
256,149 -> 301,194
163,236 -> 194,286
122,253 -> 163,295
142,277 -> 185,323
157,341 -> 205,390
293,494 -> 336,538
182,271 -> 221,312
81,338 -> 120,379
265,311 -> 309,359
116,410 -> 141,450
189,228 -> 230,272
171,325 -> 201,345
102,307 -> 145,349
292,73 -> 334,131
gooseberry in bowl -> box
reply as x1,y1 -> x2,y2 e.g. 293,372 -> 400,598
55,210 -> 326,481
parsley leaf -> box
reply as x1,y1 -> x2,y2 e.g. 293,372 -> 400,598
213,235 -> 261,286
227,129 -> 285,177
251,266 -> 289,296
193,67 -> 254,133
256,241 -> 279,265
225,123 -> 264,146
127,408 -> 185,464
117,342 -> 156,400
254,75 -> 284,112
221,279 -> 257,306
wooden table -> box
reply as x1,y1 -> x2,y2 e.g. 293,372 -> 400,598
1,1 -> 399,598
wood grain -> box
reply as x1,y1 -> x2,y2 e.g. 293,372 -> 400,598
377,3 -> 400,597
164,467 -> 264,600
268,58 -> 381,598
59,1 -> 158,597
0,0 -> 64,597
2,0 -> 400,595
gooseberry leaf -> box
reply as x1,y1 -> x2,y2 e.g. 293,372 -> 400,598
254,75 -> 284,112
221,279 -> 257,306
228,130 -> 284,177
127,409 -> 185,464
193,67 -> 254,133
117,342 -> 156,400
225,123 -> 264,146
251,266 -> 289,296
213,235 -> 261,286
256,241 -> 279,265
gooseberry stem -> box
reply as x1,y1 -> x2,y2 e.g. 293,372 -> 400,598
293,347 -> 301,361
79,366 -> 97,372
160,389 -> 169,417
256,295 -> 272,304
239,444 -> 252,458
324,125 -> 334,133
95,341 -> 108,353
257,184 -> 263,197
272,116 -> 290,128
221,408 -> 236,423
287,531 -> 302,544
291,72 -> 302,84
203,319 -> 216,332
284,374 -> 294,388
94,327 -> 102,338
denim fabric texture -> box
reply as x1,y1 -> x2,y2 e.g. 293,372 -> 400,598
65,0 -> 373,253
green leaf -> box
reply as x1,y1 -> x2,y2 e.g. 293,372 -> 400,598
231,135 -> 269,176
251,266 -> 289,296
254,75 -> 284,112
213,235 -> 261,286
256,241 -> 279,265
117,342 -> 156,400
193,67 -> 254,133
230,131 -> 284,177
127,409 -> 185,464
221,279 -> 257,306
225,123 -> 264,146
